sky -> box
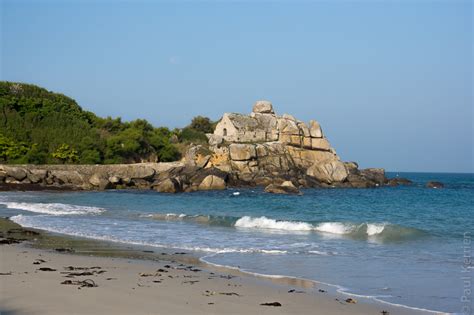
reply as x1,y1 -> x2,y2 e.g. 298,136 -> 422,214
1,0 -> 472,173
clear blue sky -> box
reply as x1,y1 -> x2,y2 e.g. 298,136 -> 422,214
1,0 -> 472,173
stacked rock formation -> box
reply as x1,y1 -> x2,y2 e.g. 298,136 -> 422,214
189,100 -> 366,187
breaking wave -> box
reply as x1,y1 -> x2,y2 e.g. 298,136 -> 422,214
0,201 -> 105,216
142,213 -> 426,241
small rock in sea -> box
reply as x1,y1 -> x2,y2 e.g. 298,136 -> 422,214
345,298 -> 357,304
426,181 -> 444,189
260,302 -> 282,307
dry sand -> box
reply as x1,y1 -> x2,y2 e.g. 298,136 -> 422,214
0,242 -> 438,315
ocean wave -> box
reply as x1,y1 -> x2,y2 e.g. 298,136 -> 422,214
141,213 -> 426,240
0,201 -> 105,216
235,216 -> 313,231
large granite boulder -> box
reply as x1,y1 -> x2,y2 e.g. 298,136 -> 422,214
5,167 -> 27,181
360,168 -> 385,185
309,120 -> 323,138
154,178 -> 181,193
229,144 -> 256,161
307,160 -> 348,184
253,100 -> 274,114
198,175 -> 226,190
89,173 -> 111,190
264,181 -> 301,195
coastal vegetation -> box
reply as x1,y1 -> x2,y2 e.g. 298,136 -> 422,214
0,82 -> 214,164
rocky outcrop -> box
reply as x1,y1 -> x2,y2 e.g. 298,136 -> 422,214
0,100 -> 399,192
197,101 -> 389,188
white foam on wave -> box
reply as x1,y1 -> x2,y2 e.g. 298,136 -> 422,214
366,223 -> 386,236
0,201 -> 105,215
235,217 -> 387,236
235,216 -> 313,231
314,222 -> 354,234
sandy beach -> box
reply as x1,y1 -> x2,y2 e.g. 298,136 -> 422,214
0,220 -> 436,315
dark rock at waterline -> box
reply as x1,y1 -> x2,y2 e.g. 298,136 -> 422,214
426,181 -> 444,189
386,177 -> 413,187
264,181 -> 301,195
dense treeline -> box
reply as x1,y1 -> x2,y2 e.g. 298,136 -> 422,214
0,82 -> 216,164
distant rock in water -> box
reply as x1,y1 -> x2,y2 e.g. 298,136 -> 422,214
386,177 -> 413,187
426,181 -> 444,189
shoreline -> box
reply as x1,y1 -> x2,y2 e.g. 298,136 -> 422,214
0,218 -> 441,314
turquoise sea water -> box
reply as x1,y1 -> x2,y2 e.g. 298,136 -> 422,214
1,172 -> 472,313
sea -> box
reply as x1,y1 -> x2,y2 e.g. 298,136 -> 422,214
1,172 -> 472,314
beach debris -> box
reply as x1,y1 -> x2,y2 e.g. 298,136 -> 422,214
164,265 -> 172,268
208,302 -> 214,305
55,247 -> 75,253
182,280 -> 199,285
0,272 -> 12,275
345,298 -> 357,304
318,289 -> 326,293
106,278 -> 117,280
260,302 -> 282,307
61,279 -> 97,288
33,259 -> 46,265
174,252 -> 187,255
219,292 -> 241,297
0,238 -> 23,245
153,280 -> 162,283
157,268 -> 168,273
381,311 -> 389,315
139,272 -> 157,277
63,271 -> 94,277
142,250 -> 154,253
7,228 -> 40,236
288,289 -> 305,293
204,290 -> 216,296
38,267 -> 57,272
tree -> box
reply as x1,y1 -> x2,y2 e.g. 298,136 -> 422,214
190,116 -> 214,133
52,144 -> 78,163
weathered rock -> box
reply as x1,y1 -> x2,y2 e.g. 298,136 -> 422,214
88,173 -> 110,189
206,134 -> 223,146
264,182 -> 301,195
27,169 -> 48,183
253,100 -> 274,114
50,170 -> 84,186
386,177 -> 412,186
5,167 -> 27,181
360,168 -> 385,185
426,181 -> 444,189
309,120 -> 323,138
198,175 -> 226,190
311,138 -> 331,151
344,162 -> 359,175
108,176 -> 121,185
307,160 -> 348,184
229,144 -> 256,161
154,178 -> 181,193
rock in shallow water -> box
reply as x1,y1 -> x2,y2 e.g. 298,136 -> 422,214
426,181 -> 444,189
264,181 -> 301,195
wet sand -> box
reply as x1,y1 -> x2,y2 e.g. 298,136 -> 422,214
0,219 -> 436,315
